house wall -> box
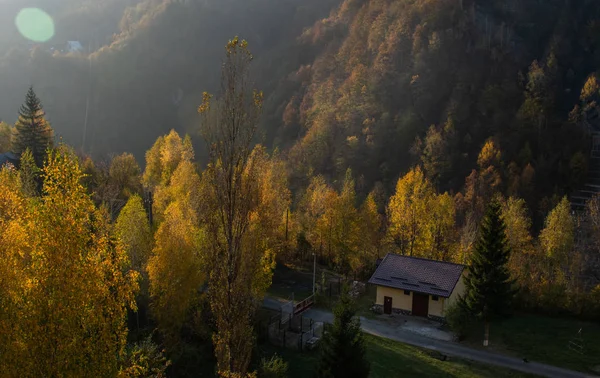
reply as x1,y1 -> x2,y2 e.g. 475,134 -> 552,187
375,272 -> 466,319
375,286 -> 412,312
446,272 -> 466,310
428,296 -> 445,317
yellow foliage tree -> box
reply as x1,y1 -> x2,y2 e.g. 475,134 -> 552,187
540,197 -> 574,277
143,129 -> 194,190
147,198 -> 205,342
359,191 -> 384,261
198,37 -> 275,376
423,192 -> 456,261
387,166 -> 435,256
1,146 -> 139,377
0,167 -> 30,374
501,197 -> 534,286
115,194 -> 153,274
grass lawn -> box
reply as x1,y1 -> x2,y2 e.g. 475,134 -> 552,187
257,333 -> 536,378
461,314 -> 600,374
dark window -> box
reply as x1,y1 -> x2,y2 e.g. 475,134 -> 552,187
432,295 -> 439,301
404,290 -> 410,295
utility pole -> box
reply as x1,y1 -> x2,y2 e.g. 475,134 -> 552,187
313,252 -> 316,295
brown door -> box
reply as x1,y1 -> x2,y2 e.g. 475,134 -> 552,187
412,293 -> 429,317
384,296 -> 392,314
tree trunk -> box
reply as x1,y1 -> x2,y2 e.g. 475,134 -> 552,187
483,321 -> 490,347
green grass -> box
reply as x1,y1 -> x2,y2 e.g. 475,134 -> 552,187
257,333 -> 536,378
462,314 -> 600,374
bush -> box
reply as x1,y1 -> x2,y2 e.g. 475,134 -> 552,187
119,336 -> 171,378
258,354 -> 288,378
445,302 -> 472,340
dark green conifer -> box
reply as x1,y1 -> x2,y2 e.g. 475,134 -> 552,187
12,87 -> 54,168
316,291 -> 370,378
461,200 -> 516,346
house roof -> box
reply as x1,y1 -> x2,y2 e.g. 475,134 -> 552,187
0,152 -> 18,167
67,41 -> 83,51
368,253 -> 465,298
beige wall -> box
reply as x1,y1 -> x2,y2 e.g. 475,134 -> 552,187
428,296 -> 445,317
375,271 -> 466,317
375,286 -> 412,311
446,272 -> 466,311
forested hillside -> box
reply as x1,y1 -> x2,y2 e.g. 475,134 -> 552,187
1,0 -> 600,218
5,2 -> 600,374
267,0 -> 600,212
0,0 -> 336,161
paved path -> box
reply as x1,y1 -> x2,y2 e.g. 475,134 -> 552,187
262,298 -> 597,378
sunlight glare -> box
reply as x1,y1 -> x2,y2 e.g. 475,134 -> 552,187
15,8 -> 55,43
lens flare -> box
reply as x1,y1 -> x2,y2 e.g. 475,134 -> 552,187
15,8 -> 55,43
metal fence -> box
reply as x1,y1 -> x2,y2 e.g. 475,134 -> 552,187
260,309 -> 323,351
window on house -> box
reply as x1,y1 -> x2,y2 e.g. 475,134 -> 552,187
404,290 -> 410,295
432,295 -> 439,301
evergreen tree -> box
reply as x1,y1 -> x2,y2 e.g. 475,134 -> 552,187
12,87 -> 54,168
461,200 -> 516,347
316,291 -> 369,378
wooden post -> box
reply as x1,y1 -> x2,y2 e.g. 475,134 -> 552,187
483,321 -> 490,347
285,208 -> 289,256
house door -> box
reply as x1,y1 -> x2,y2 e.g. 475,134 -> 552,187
384,296 -> 392,314
412,293 -> 429,317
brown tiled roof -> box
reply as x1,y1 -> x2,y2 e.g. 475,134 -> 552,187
368,253 -> 465,298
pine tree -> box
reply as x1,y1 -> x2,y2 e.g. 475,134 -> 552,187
461,200 -> 515,347
12,87 -> 54,168
316,291 -> 370,378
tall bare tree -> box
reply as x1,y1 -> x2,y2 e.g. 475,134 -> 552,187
198,37 -> 267,377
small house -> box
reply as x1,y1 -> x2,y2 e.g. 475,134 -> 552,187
0,152 -> 18,168
66,41 -> 83,53
368,253 -> 466,321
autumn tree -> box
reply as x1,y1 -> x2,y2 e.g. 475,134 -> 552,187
298,175 -> 337,260
423,192 -> 456,261
539,197 -> 576,299
198,37 -> 271,376
330,169 -> 361,274
0,122 -> 12,153
359,190 -> 384,261
115,194 -> 152,277
142,130 -> 194,190
19,148 -> 40,196
387,166 -> 434,255
109,152 -> 143,200
12,87 -> 54,167
540,197 -> 574,269
0,166 -> 29,375
2,146 -> 139,376
147,196 -> 205,342
500,197 -> 534,287
461,201 -> 515,347
387,166 -> 457,260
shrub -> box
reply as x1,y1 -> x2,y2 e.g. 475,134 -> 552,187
119,336 -> 171,378
445,302 -> 472,340
258,354 -> 288,378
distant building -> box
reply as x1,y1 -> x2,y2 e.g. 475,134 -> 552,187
0,152 -> 19,168
368,253 -> 466,321
66,41 -> 84,53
